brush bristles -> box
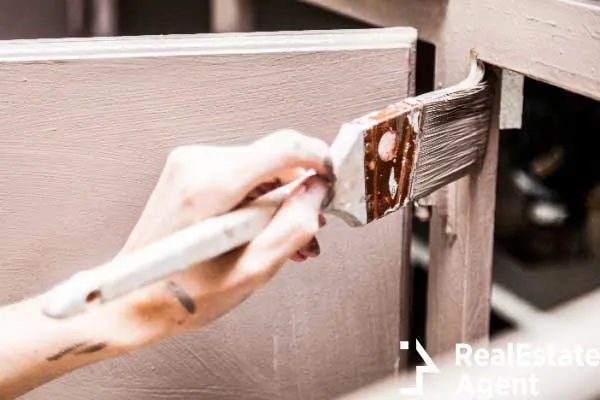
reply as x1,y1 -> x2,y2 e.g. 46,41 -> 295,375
326,61 -> 495,226
410,72 -> 495,201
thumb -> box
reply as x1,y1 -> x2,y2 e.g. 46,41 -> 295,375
236,176 -> 329,283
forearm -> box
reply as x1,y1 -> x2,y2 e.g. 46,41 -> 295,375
0,295 -> 134,399
0,132 -> 329,398
0,274 -> 201,399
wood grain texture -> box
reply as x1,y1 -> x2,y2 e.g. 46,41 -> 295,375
305,0 -> 599,356
0,29 -> 415,399
426,68 -> 501,354
303,0 -> 600,101
301,0 -> 445,43
342,288 -> 600,399
424,0 -> 503,355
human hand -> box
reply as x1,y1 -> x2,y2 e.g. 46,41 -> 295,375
111,130 -> 332,347
0,130 -> 332,400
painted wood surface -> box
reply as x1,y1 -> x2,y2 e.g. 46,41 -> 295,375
303,0 -> 599,356
0,28 -> 416,399
0,0 -> 117,40
118,0 -> 210,36
303,0 -> 600,101
426,68 -> 501,354
302,0 -> 501,356
343,287 -> 600,399
90,0 -> 119,37
210,0 -> 256,33
0,0 -> 69,39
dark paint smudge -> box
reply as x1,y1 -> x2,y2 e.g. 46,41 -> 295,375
46,342 -> 85,361
166,281 -> 196,314
74,343 -> 108,355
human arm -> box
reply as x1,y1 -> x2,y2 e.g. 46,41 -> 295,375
0,130 -> 331,399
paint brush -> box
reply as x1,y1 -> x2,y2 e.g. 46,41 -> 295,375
326,59 -> 495,226
41,60 -> 495,319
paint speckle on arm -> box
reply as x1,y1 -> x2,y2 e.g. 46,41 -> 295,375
166,281 -> 196,314
74,343 -> 108,355
46,342 -> 85,361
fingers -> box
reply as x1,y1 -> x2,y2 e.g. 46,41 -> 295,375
290,237 -> 320,262
277,167 -> 312,185
160,131 -> 330,224
241,167 -> 312,206
240,130 -> 332,194
121,177 -> 328,339
291,214 -> 326,262
243,179 -> 282,203
241,169 -> 326,263
235,176 -> 329,283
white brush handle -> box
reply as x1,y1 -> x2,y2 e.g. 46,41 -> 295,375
42,176 -> 310,319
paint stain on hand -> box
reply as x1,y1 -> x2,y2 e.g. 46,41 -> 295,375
166,281 -> 196,314
74,343 -> 108,355
46,342 -> 109,361
46,342 -> 85,361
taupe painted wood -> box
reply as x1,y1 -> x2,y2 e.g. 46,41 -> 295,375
304,0 -> 599,356
426,68 -> 501,354
304,0 -> 499,357
0,28 -> 416,399
0,0 -> 117,40
210,0 -> 256,33
91,0 -> 119,36
0,0 -> 69,39
66,0 -> 87,37
300,0 -> 443,43
303,0 -> 600,101
342,288 -> 600,399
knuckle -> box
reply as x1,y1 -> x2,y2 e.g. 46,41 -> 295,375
290,211 -> 319,238
253,129 -> 329,167
233,257 -> 271,287
283,131 -> 308,152
272,128 -> 304,141
166,146 -> 189,171
265,129 -> 306,152
179,186 -> 200,211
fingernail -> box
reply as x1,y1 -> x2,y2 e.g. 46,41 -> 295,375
247,188 -> 265,199
299,176 -> 328,209
320,185 -> 335,209
322,156 -> 336,184
306,238 -> 320,256
291,251 -> 307,262
319,214 -> 327,227
263,180 -> 279,191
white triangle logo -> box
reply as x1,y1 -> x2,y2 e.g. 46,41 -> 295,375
400,339 -> 440,396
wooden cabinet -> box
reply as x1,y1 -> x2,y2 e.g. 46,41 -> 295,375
304,0 -> 600,355
1,0 -> 598,398
0,28 -> 416,399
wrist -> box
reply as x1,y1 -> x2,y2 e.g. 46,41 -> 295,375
96,282 -> 190,349
0,296 -> 130,399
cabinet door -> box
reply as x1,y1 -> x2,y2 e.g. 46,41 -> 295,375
0,28 -> 416,399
